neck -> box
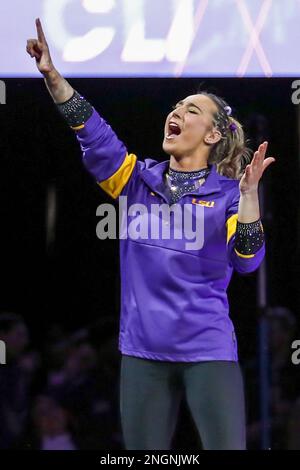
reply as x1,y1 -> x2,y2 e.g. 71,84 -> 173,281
169,154 -> 209,172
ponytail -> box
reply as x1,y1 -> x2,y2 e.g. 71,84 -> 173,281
198,91 -> 252,180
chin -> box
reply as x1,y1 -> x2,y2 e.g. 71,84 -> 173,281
162,141 -> 171,155
162,140 -> 183,157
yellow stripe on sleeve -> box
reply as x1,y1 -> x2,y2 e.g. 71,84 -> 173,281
234,248 -> 255,258
226,213 -> 238,244
70,124 -> 85,130
98,153 -> 138,199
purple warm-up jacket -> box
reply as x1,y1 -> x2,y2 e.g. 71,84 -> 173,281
73,108 -> 265,362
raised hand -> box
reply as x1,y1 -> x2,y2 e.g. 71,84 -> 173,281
26,18 -> 54,75
239,141 -> 275,194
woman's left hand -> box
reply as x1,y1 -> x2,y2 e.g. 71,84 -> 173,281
239,141 -> 276,194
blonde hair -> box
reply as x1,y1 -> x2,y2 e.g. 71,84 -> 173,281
199,91 -> 253,180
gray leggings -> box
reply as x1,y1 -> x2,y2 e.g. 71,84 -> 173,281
119,355 -> 246,450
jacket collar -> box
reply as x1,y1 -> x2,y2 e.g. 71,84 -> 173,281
139,159 -> 222,202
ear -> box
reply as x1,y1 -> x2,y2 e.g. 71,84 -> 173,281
204,128 -> 222,145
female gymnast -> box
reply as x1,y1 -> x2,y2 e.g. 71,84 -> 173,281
26,18 -> 275,450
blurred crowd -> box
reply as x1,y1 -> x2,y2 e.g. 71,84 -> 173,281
0,312 -> 122,450
0,306 -> 299,450
244,306 -> 300,449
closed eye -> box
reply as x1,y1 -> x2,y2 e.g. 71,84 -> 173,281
171,104 -> 199,114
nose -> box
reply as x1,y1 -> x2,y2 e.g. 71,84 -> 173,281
171,107 -> 183,121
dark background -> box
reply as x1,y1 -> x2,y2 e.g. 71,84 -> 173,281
0,77 -> 299,449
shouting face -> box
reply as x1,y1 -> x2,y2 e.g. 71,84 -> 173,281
163,94 -> 222,160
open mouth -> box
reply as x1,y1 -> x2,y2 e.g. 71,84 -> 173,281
166,122 -> 182,140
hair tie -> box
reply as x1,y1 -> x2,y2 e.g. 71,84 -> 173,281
229,122 -> 238,132
224,105 -> 232,116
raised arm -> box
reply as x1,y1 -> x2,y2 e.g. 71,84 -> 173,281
26,18 -> 139,200
226,142 -> 275,274
26,18 -> 74,103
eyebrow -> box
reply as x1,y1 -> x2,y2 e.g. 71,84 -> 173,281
175,100 -> 203,112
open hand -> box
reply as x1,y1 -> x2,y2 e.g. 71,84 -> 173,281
239,141 -> 275,194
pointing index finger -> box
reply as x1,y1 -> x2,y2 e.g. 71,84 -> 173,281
35,17 -> 47,44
